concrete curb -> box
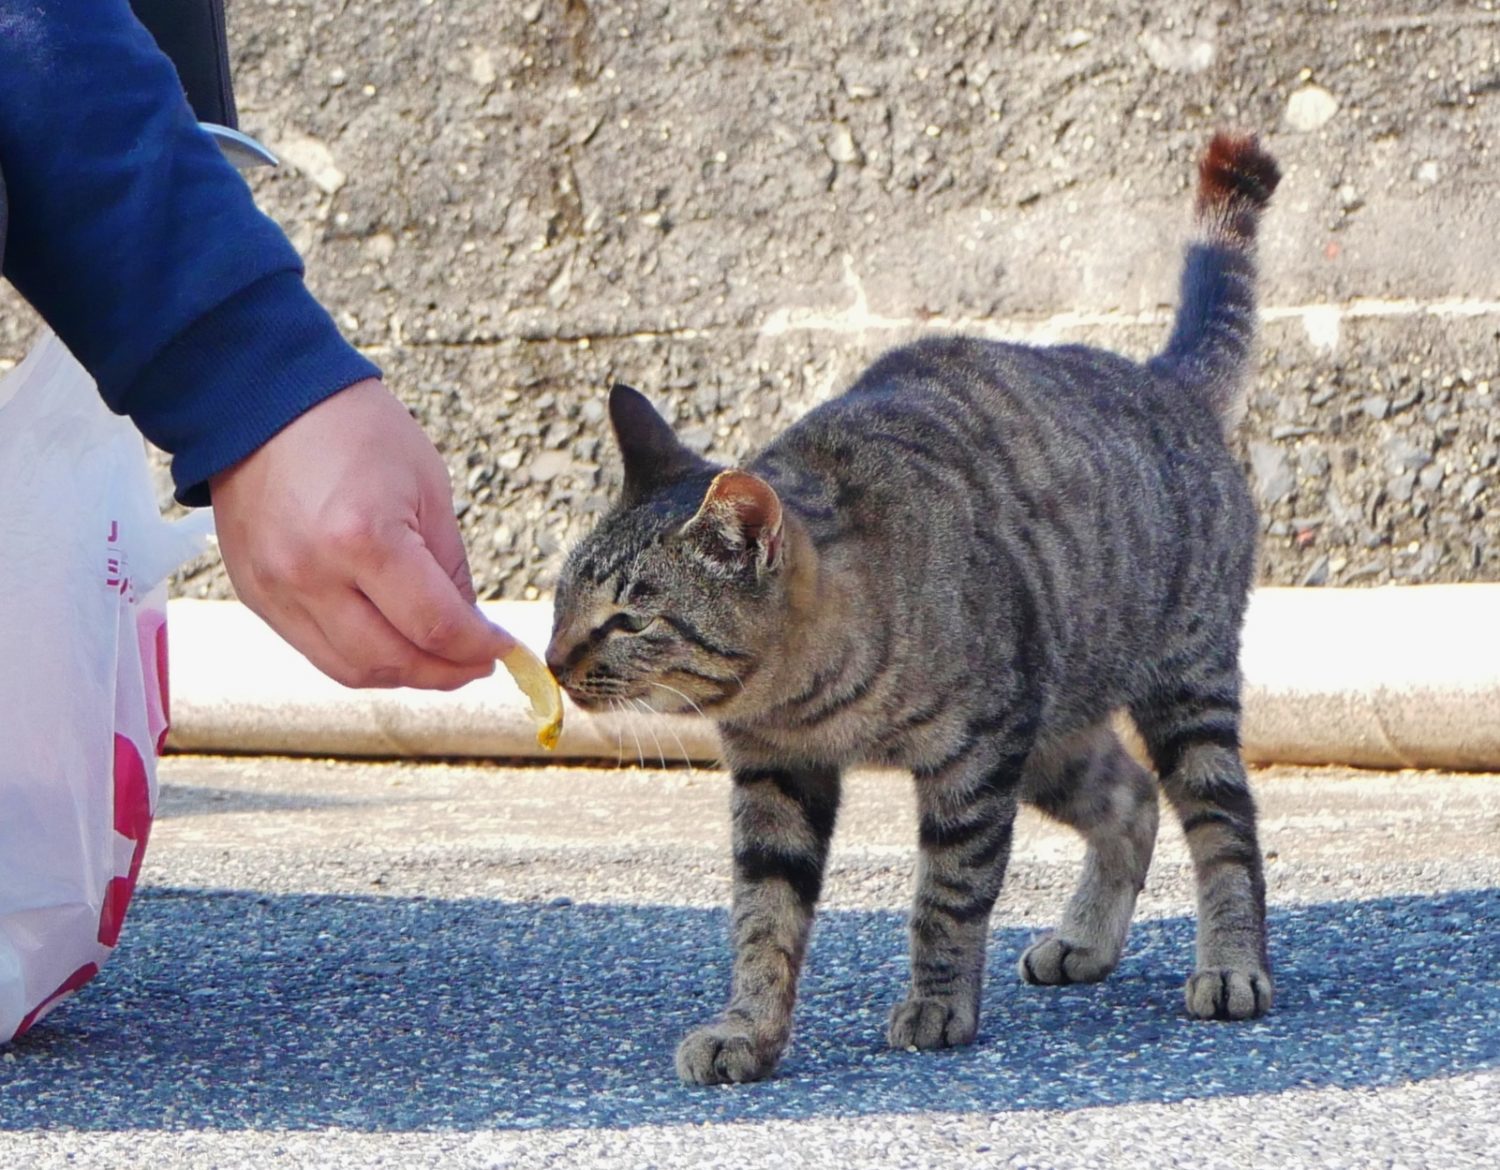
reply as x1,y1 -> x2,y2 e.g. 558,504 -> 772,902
164,588 -> 1500,771
164,600 -> 720,764
1239,585 -> 1500,771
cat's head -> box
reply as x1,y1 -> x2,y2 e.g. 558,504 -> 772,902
546,384 -> 797,719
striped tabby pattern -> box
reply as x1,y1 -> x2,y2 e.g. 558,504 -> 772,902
547,133 -> 1281,1084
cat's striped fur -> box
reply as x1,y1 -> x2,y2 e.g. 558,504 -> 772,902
548,133 -> 1281,1085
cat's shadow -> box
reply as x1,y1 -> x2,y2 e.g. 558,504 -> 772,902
5,885 -> 1497,1131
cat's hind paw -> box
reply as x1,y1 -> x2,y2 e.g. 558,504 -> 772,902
675,1021 -> 779,1085
886,996 -> 978,1051
1184,967 -> 1273,1020
1018,935 -> 1119,986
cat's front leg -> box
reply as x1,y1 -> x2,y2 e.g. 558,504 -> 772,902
676,763 -> 841,1085
890,731 -> 1026,1051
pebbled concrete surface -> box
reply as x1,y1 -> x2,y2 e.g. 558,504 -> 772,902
2,1 -> 1497,596
1,755 -> 1497,1167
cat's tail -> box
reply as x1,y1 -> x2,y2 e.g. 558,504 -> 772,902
1150,132 -> 1280,432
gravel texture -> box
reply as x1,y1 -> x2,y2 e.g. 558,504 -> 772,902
1,757 -> 1497,1167
3,886 -> 1496,1132
1,1 -> 1496,597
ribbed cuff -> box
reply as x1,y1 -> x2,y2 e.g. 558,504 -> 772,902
119,270 -> 382,506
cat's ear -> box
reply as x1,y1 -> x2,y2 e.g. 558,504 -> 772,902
609,383 -> 708,506
681,470 -> 785,576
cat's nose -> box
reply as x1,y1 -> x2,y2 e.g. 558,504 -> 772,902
544,636 -> 573,683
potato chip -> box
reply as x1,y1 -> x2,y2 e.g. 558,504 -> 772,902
499,642 -> 563,750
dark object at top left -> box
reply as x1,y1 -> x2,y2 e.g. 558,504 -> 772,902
130,0 -> 237,128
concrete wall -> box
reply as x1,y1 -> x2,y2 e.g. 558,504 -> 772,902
3,0 -> 1497,597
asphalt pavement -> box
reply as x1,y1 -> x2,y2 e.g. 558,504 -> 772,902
2,756 -> 1497,1168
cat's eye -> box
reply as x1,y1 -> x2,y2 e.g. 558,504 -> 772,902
603,611 -> 655,637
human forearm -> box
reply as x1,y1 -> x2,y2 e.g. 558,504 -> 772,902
0,1 -> 376,503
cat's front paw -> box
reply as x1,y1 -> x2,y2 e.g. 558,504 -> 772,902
1184,967 -> 1273,1020
675,1020 -> 780,1085
886,996 -> 978,1051
1018,934 -> 1119,986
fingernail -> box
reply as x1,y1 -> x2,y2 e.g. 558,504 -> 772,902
486,623 -> 521,656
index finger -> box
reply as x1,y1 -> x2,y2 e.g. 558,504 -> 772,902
355,526 -> 519,667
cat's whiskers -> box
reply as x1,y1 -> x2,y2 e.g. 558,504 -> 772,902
632,697 -> 670,770
648,681 -> 718,774
621,698 -> 647,769
649,681 -> 708,721
608,698 -> 627,768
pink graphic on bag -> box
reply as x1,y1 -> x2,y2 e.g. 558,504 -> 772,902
97,734 -> 153,948
14,964 -> 102,1039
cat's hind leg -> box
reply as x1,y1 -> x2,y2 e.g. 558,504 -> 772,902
1016,722 -> 1159,986
676,763 -> 841,1085
1131,667 -> 1272,1020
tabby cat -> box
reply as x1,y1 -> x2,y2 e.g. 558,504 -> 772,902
547,133 -> 1281,1085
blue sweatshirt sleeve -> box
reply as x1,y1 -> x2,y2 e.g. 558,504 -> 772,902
0,1 -> 380,505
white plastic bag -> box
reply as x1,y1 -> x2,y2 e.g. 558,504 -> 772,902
0,331 -> 209,1042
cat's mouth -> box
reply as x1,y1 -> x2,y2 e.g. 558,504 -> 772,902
561,678 -> 705,718
557,679 -> 646,714
557,683 -> 609,712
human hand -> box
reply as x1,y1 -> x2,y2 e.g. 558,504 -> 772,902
210,378 -> 516,690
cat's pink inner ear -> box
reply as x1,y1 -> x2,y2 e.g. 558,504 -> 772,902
700,470 -> 784,563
